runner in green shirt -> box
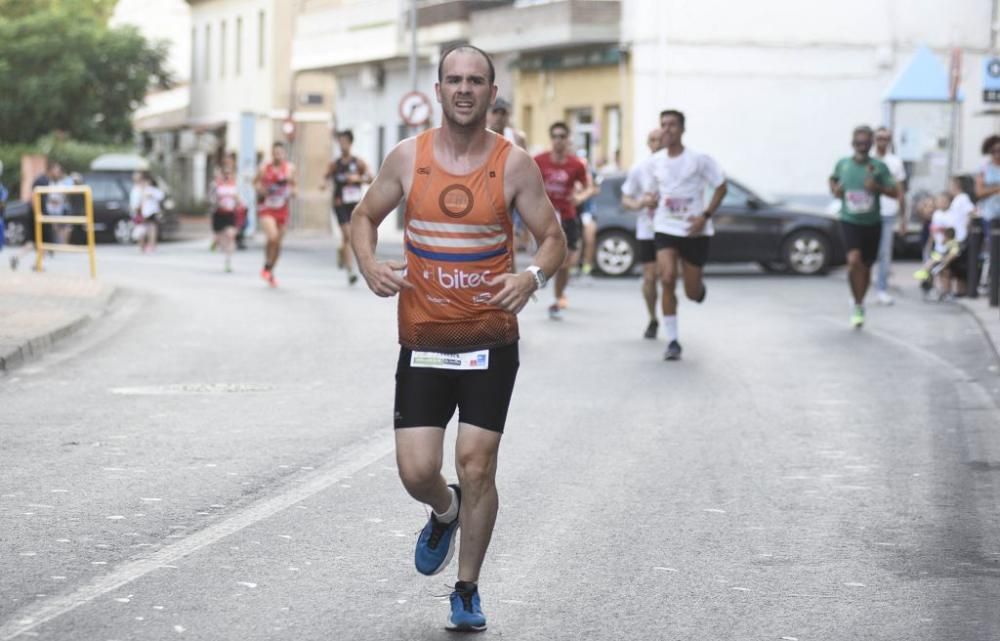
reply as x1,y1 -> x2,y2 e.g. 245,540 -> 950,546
828,125 -> 897,328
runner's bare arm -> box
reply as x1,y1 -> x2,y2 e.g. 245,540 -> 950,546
689,181 -> 727,236
829,177 -> 844,199
489,148 -> 567,314
705,181 -> 727,215
572,167 -> 596,206
358,158 -> 373,184
350,141 -> 414,297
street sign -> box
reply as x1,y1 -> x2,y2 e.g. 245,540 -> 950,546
399,91 -> 432,127
984,57 -> 1000,103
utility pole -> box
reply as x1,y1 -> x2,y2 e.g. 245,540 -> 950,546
408,0 -> 417,93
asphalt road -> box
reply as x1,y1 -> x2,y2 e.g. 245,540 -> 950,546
2,234 -> 1000,641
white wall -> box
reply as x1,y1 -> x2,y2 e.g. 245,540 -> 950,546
111,0 -> 191,82
188,0 -> 275,130
624,0 -> 999,197
333,61 -> 440,168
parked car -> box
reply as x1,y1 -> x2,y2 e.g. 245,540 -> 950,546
2,170 -> 177,246
592,174 -> 847,276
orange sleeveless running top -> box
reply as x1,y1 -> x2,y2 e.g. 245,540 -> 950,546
399,130 -> 517,352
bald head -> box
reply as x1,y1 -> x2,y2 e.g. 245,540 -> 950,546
646,127 -> 665,153
438,44 -> 495,86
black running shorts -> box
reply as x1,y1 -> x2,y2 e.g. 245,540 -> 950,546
654,233 -> 711,267
636,239 -> 656,264
212,212 -> 236,232
334,204 -> 355,226
562,218 -> 581,252
840,221 -> 881,267
394,342 -> 519,434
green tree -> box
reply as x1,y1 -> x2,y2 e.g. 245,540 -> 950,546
0,0 -> 117,23
0,10 -> 172,144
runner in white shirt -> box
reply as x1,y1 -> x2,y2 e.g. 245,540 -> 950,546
621,127 -> 666,339
640,110 -> 727,360
872,127 -> 908,305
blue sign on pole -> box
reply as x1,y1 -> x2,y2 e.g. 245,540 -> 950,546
239,112 -> 257,233
984,58 -> 1000,103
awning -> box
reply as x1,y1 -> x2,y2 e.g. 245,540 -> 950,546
883,45 -> 964,103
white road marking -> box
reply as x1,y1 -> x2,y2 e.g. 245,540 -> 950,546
0,432 -> 394,641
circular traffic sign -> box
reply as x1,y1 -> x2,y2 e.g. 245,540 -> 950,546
399,91 -> 432,127
989,59 -> 1000,78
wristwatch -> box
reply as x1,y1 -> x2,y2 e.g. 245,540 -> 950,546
526,265 -> 547,290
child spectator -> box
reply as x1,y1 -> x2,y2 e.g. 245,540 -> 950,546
914,226 -> 961,300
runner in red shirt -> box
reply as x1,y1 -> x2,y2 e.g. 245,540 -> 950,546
254,142 -> 296,287
534,122 -> 593,319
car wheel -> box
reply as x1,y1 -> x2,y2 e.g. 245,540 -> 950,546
758,260 -> 788,273
782,229 -> 831,275
113,217 -> 135,245
4,220 -> 28,247
595,230 -> 637,277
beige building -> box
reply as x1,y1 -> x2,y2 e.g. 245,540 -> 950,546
471,0 -> 629,167
136,1 -> 336,228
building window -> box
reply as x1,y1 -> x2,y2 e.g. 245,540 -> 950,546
204,24 -> 211,80
190,27 -> 196,82
220,20 -> 227,78
235,16 -> 242,76
258,10 -> 265,69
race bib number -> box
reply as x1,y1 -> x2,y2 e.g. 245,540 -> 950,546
264,193 -> 287,209
845,190 -> 874,214
663,196 -> 694,219
342,184 -> 362,204
218,195 -> 238,211
410,349 -> 490,371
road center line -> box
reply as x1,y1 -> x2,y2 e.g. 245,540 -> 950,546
0,430 -> 396,640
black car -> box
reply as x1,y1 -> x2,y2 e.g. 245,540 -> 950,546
2,171 -> 178,246
592,174 -> 847,276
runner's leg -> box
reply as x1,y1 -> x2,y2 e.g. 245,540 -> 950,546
642,262 -> 657,322
223,226 -> 236,269
340,222 -> 353,273
454,422 -> 501,584
681,261 -> 705,301
260,215 -> 279,268
846,249 -> 869,304
146,222 -> 158,251
395,427 -> 452,513
657,248 -> 679,317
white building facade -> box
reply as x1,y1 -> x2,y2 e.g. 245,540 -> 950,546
624,0 -> 1000,199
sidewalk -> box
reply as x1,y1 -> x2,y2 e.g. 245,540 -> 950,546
0,269 -> 116,373
957,294 -> 1000,361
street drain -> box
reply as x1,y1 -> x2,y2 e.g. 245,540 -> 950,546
110,383 -> 275,395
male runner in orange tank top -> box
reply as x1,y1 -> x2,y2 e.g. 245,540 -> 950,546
351,45 -> 566,633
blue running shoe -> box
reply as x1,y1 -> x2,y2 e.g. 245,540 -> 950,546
446,581 -> 486,632
415,484 -> 461,576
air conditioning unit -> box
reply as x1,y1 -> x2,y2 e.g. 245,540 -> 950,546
359,64 -> 385,91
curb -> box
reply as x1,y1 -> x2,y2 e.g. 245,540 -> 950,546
956,297 -> 1000,365
0,286 -> 118,374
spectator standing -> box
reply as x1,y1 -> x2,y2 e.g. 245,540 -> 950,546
872,127 -> 907,305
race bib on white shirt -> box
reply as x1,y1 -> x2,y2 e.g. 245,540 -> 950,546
341,184 -> 363,204
643,148 -> 724,237
845,190 -> 874,214
622,158 -> 655,240
410,349 -> 490,370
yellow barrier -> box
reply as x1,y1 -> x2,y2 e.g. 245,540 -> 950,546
32,185 -> 98,279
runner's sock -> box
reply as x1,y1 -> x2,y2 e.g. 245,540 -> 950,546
664,316 -> 679,342
434,486 -> 459,523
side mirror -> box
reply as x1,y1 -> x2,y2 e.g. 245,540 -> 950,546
746,197 -> 763,210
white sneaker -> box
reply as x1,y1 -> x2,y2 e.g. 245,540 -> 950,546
876,291 -> 894,305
